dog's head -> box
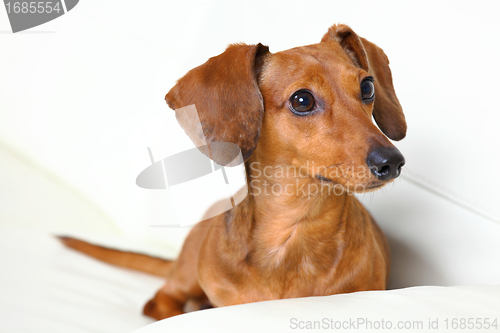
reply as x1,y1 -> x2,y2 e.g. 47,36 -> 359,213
166,24 -> 406,192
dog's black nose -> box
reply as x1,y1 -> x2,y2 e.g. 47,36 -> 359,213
366,147 -> 405,181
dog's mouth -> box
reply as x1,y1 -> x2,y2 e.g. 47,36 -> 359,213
315,174 -> 386,193
316,175 -> 334,183
366,182 -> 384,190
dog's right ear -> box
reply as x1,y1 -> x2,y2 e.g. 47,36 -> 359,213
321,24 -> 406,141
166,43 -> 270,161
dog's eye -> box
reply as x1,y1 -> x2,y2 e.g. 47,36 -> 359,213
360,77 -> 375,103
290,90 -> 315,114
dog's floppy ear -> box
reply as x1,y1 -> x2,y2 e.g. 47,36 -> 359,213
166,43 -> 270,161
321,24 -> 406,141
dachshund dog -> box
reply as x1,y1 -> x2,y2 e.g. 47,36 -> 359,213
61,23 -> 406,320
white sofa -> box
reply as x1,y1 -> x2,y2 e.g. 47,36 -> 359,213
1,1 -> 499,332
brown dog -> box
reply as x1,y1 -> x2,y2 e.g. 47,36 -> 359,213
62,23 -> 406,320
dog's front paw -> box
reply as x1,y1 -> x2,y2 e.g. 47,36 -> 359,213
143,291 -> 184,320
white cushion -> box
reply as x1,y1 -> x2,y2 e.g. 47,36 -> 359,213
0,226 -> 161,333
134,285 -> 500,333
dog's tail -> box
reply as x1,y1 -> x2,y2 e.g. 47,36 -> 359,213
58,236 -> 173,277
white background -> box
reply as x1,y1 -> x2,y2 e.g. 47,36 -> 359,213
2,1 -> 500,332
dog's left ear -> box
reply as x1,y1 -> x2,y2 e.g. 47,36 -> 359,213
166,43 -> 270,161
321,24 -> 407,141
